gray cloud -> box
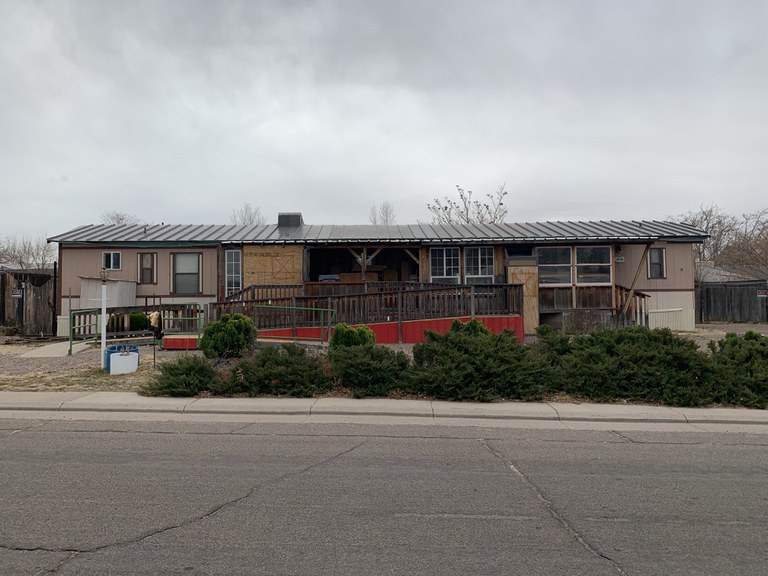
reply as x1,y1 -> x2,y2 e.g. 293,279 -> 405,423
1,0 -> 766,240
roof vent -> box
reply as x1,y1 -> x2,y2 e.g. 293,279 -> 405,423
278,213 -> 304,228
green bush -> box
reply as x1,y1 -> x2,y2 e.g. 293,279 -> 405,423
130,312 -> 150,331
529,325 -> 574,366
409,327 -> 552,402
140,354 -> 219,397
708,332 -> 768,408
200,313 -> 256,359
559,327 -> 714,406
220,344 -> 332,397
330,323 -> 376,348
329,345 -> 410,398
448,318 -> 490,336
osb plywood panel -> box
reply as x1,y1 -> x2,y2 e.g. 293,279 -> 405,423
508,265 -> 539,331
243,245 -> 304,285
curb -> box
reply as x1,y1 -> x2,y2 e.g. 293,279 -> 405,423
0,393 -> 766,426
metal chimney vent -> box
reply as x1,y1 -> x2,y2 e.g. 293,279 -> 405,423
277,213 -> 304,228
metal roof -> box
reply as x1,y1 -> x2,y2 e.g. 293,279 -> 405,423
48,220 -> 707,245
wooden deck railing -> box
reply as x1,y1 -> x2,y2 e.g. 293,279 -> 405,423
211,283 -> 523,330
613,285 -> 651,327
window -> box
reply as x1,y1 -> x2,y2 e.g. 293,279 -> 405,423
537,247 -> 571,285
575,246 -> 611,284
102,252 -> 121,270
172,253 -> 201,295
465,246 -> 494,284
225,250 -> 242,296
430,247 -> 460,283
648,247 -> 666,279
138,253 -> 156,284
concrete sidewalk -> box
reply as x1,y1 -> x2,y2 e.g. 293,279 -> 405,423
0,391 -> 766,425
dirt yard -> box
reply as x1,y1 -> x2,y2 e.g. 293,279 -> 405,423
0,337 -> 200,392
1,323 -> 766,392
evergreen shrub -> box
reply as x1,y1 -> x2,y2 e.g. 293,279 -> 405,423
330,323 -> 376,348
409,320 -> 552,401
708,331 -> 768,408
221,344 -> 332,397
329,344 -> 410,398
200,313 -> 255,358
140,354 -> 219,397
559,327 -> 714,406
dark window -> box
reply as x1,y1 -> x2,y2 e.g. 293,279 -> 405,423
537,247 -> 571,285
102,252 -> 121,270
173,253 -> 200,295
138,253 -> 156,284
576,247 -> 611,284
648,247 -> 666,279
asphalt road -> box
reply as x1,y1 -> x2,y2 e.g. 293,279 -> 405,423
0,418 -> 766,576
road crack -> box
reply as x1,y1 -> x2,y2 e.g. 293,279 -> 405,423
4,438 -> 369,574
479,439 -> 629,576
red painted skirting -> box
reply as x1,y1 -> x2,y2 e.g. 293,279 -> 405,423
256,315 -> 524,344
162,335 -> 200,350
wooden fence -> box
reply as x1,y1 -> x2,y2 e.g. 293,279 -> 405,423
696,281 -> 768,323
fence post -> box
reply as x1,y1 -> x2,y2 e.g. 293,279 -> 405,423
291,296 -> 297,338
470,285 -> 476,319
397,286 -> 403,344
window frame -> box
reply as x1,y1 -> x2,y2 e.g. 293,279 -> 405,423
171,252 -> 202,295
648,247 -> 667,280
137,252 -> 157,285
464,246 -> 495,284
225,249 -> 242,297
102,251 -> 121,271
575,246 -> 612,286
536,247 -> 572,286
430,247 -> 460,284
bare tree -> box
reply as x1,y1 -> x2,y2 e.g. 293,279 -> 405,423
101,210 -> 142,225
718,208 -> 768,278
0,235 -> 55,270
231,202 -> 266,226
427,184 -> 508,225
368,199 -> 397,225
676,204 -> 739,264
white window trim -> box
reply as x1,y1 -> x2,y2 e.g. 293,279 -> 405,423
464,246 -> 495,284
137,253 -> 157,284
647,247 -> 667,280
102,251 -> 121,271
225,249 -> 242,296
430,247 -> 460,283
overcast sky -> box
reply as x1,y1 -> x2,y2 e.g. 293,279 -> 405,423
1,0 -> 766,240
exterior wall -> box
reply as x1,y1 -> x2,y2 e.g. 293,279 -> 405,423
614,243 -> 695,291
57,245 -> 218,313
613,243 -> 697,329
243,245 -> 304,286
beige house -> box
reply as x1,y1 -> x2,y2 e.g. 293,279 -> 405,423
49,215 -> 707,334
